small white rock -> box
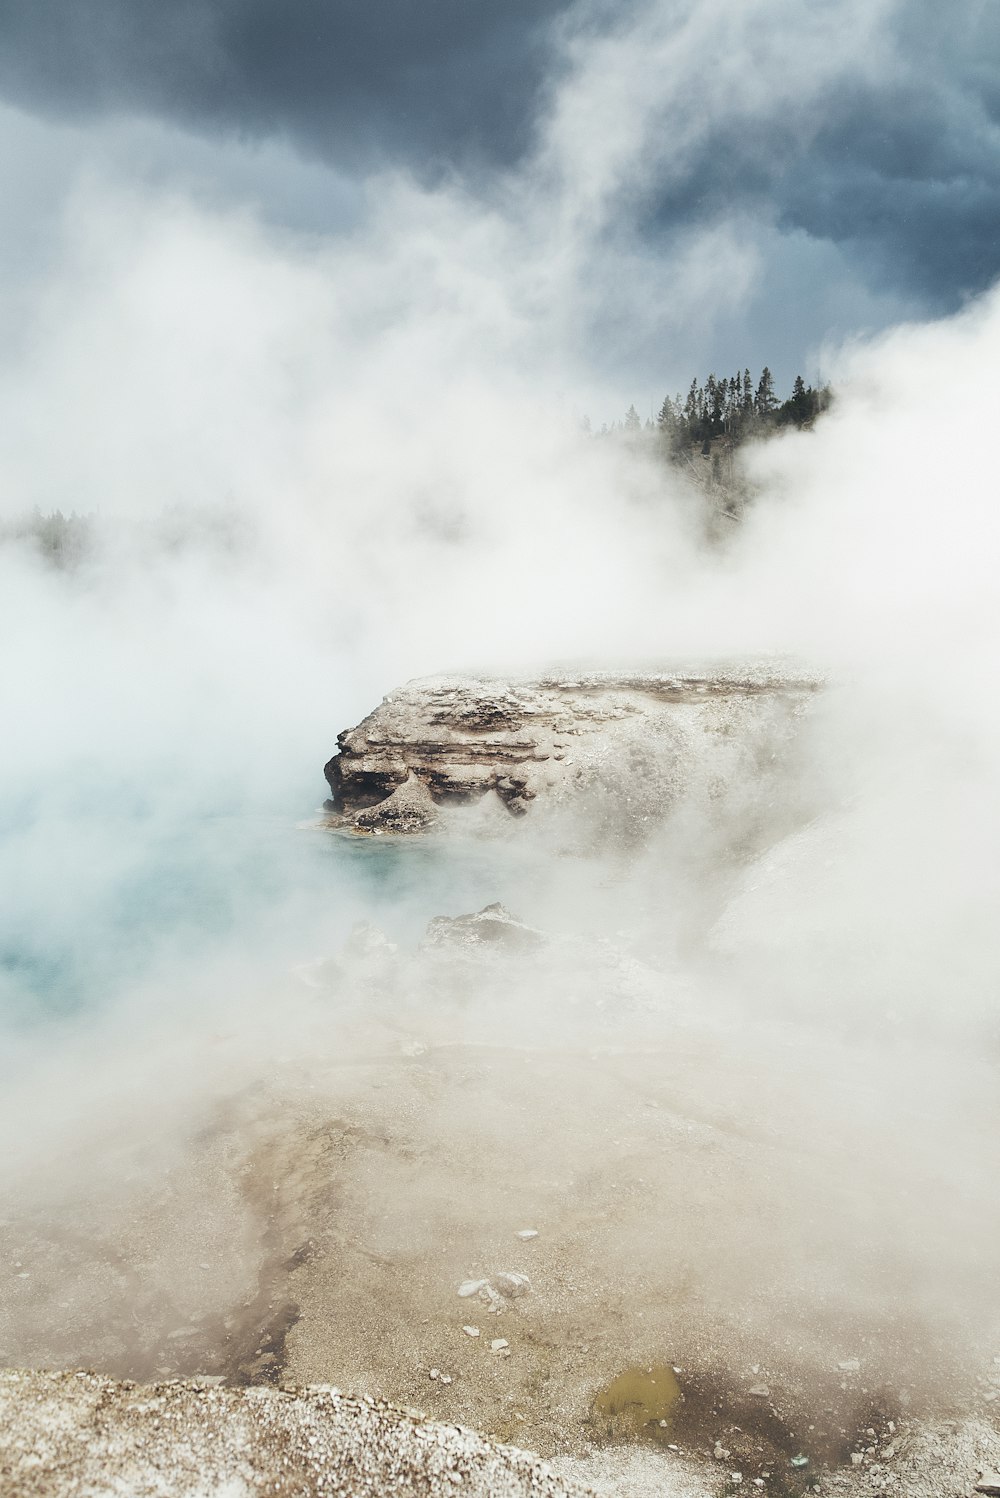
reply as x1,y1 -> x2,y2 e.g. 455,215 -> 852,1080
493,1272 -> 531,1299
516,1230 -> 539,1240
462,1326 -> 480,1338
429,1369 -> 440,1381
491,1339 -> 509,1353
731,1475 -> 743,1485
458,1280 -> 487,1299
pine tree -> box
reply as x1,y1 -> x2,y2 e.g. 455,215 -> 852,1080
707,374 -> 724,431
684,379 -> 699,428
755,366 -> 777,418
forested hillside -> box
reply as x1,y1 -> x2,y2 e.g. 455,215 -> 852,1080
601,367 -> 833,523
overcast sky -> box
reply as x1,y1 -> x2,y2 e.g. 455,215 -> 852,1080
0,0 -> 998,402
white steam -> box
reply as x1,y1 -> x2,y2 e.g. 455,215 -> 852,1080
0,0 -> 998,1411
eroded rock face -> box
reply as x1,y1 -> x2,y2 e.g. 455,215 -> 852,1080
323,667 -> 819,836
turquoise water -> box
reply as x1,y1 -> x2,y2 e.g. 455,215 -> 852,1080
0,792 -> 537,1028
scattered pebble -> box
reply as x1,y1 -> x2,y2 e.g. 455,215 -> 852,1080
749,1385 -> 770,1399
490,1340 -> 509,1354
462,1326 -> 480,1339
790,1455 -> 809,1468
516,1230 -> 539,1240
731,1474 -> 742,1485
713,1444 -> 730,1461
458,1280 -> 487,1299
493,1273 -> 531,1299
429,1369 -> 440,1381
850,1453 -> 864,1466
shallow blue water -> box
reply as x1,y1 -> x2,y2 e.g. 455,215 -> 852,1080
0,793 -> 535,1028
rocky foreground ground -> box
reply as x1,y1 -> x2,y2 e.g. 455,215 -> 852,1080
4,1368 -> 998,1498
0,1369 -> 594,1497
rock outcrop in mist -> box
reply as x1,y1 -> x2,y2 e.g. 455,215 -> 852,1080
323,668 -> 819,838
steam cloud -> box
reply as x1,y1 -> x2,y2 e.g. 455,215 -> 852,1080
1,0 -> 999,1435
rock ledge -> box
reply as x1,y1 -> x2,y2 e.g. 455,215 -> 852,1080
323,666 -> 818,835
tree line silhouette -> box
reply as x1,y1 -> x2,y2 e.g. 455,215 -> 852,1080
2,369 -> 834,569
606,367 -> 832,453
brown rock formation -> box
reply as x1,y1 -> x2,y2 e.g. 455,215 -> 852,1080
323,667 -> 818,835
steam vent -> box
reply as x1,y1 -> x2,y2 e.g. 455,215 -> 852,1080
323,668 -> 820,835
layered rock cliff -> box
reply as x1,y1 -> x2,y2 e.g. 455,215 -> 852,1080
323,666 -> 819,836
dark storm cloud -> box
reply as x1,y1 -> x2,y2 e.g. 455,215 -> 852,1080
632,0 -> 1000,310
0,0 -> 575,170
1,0 -> 999,315
778,54 -> 1000,307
